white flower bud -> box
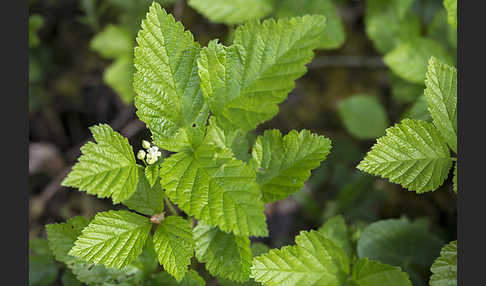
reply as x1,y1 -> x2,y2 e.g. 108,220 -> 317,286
142,140 -> 151,149
137,150 -> 146,160
146,155 -> 157,165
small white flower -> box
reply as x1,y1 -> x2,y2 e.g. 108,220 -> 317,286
142,140 -> 151,149
137,150 -> 146,160
146,155 -> 157,165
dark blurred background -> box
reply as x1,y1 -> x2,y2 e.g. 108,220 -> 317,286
28,0 -> 456,283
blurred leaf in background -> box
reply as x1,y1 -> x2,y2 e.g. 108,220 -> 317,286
274,0 -> 346,49
29,239 -> 59,286
338,95 -> 389,140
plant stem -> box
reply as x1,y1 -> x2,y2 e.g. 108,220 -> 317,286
163,194 -> 178,216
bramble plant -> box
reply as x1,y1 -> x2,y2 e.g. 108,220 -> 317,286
40,1 -> 458,285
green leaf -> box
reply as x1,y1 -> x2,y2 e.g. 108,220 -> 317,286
122,168 -> 164,216
350,257 -> 412,286
251,230 -> 349,286
29,239 -> 59,286
424,57 -> 457,153
274,0 -> 346,49
104,55 -> 135,104
250,129 -> 331,202
69,210 -> 152,269
357,119 -> 453,193
90,25 -> 133,59
146,269 -> 206,286
204,117 -> 250,162
318,215 -> 352,258
401,95 -> 432,122
198,15 -> 326,132
160,131 -> 267,237
338,95 -> 389,139
46,216 -> 90,263
365,0 -> 421,53
194,222 -> 252,282
61,269 -> 82,286
384,38 -> 453,84
153,216 -> 194,281
430,240 -> 457,286
390,73 -> 424,104
62,124 -> 139,204
357,218 -> 444,286
444,0 -> 457,29
187,0 -> 272,25
134,3 -> 209,152
145,162 -> 160,187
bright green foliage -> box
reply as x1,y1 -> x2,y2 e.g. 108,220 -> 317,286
29,239 -> 59,286
91,25 -> 135,103
350,257 -> 412,286
274,0 -> 346,49
250,129 -> 331,202
357,119 -> 453,193
430,240 -> 457,286
194,222 -> 252,282
69,210 -> 152,269
197,15 -> 326,132
318,215 -> 352,258
62,124 -> 139,203
122,169 -> 164,216
46,216 -> 90,263
29,15 -> 44,48
145,162 -> 160,187
91,25 -> 133,58
146,270 -> 206,286
160,131 -> 267,237
384,38 -> 452,84
365,0 -> 420,53
444,0 -> 457,29
357,218 -> 444,286
188,0 -> 273,25
424,57 -> 457,153
153,216 -> 194,281
401,95 -> 432,122
134,3 -> 208,152
251,230 -> 350,286
337,95 -> 389,139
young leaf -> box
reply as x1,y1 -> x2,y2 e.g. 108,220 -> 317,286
134,3 -> 209,152
337,95 -> 389,139
274,0 -> 346,49
250,129 -> 331,202
62,124 -> 139,204
430,240 -> 457,286
69,210 -> 152,269
424,57 -> 457,153
160,135 -> 267,237
153,216 -> 194,281
145,162 -> 160,187
188,0 -> 273,25
46,216 -> 90,263
198,15 -> 326,132
122,168 -> 164,216
384,38 -> 453,84
350,258 -> 412,286
357,119 -> 453,193
365,0 -> 420,53
318,215 -> 352,258
357,218 -> 444,286
444,0 -> 457,29
194,222 -> 252,282
146,269 -> 206,286
251,230 -> 349,286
